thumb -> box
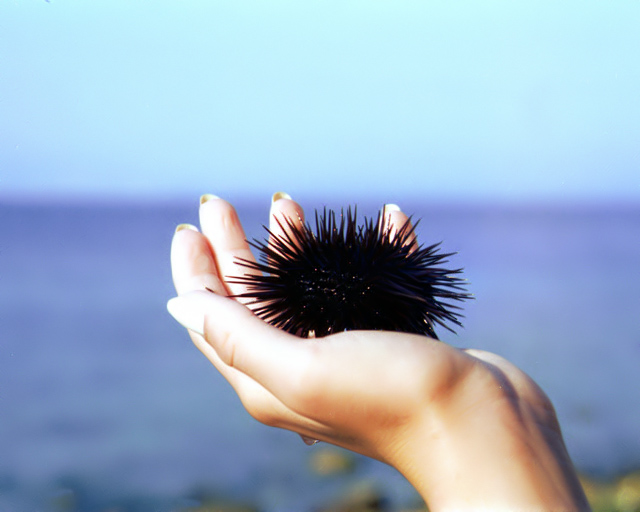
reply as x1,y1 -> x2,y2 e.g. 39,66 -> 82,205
167,291 -> 309,391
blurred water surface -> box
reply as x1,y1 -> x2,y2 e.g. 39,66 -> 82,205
1,199 -> 639,510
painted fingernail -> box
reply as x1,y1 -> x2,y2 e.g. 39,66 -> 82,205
272,191 -> 292,204
175,223 -> 199,233
200,194 -> 220,205
167,296 -> 205,336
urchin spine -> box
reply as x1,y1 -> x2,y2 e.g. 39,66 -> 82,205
230,208 -> 471,339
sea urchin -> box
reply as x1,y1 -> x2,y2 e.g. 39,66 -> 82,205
231,208 -> 471,339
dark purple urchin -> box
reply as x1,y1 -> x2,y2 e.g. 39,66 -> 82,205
231,208 -> 472,339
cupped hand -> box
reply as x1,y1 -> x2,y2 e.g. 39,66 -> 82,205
168,194 -> 590,512
169,194 -> 443,454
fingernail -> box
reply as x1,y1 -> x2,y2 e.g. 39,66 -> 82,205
272,191 -> 292,204
200,194 -> 220,205
167,296 -> 205,336
383,203 -> 401,214
175,223 -> 199,233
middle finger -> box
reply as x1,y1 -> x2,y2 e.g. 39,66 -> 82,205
199,195 -> 259,296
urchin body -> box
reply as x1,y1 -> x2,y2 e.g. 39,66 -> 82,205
232,208 -> 471,339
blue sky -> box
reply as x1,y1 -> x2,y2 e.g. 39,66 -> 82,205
1,1 -> 639,203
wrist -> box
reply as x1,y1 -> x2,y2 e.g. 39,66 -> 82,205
388,380 -> 590,511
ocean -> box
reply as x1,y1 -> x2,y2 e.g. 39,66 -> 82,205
1,198 -> 639,511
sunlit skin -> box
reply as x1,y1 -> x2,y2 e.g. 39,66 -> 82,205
168,194 -> 591,512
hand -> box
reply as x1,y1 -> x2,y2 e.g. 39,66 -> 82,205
168,194 -> 590,512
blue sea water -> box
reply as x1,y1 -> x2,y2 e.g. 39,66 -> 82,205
0,199 -> 639,511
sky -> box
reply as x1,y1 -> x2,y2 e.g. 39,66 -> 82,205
1,1 -> 639,204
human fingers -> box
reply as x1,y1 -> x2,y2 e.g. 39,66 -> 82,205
171,205 -> 277,418
269,191 -> 305,246
170,223 -> 275,418
167,290 -> 464,423
167,287 -> 333,438
166,291 -> 482,462
167,290 -> 313,404
198,195 -> 258,297
170,223 -> 227,296
187,327 -> 328,438
381,203 -> 417,250
171,224 -> 283,424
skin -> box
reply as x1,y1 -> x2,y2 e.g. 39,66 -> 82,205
168,194 -> 591,512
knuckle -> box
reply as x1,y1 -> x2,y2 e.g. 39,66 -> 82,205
212,328 -> 237,369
